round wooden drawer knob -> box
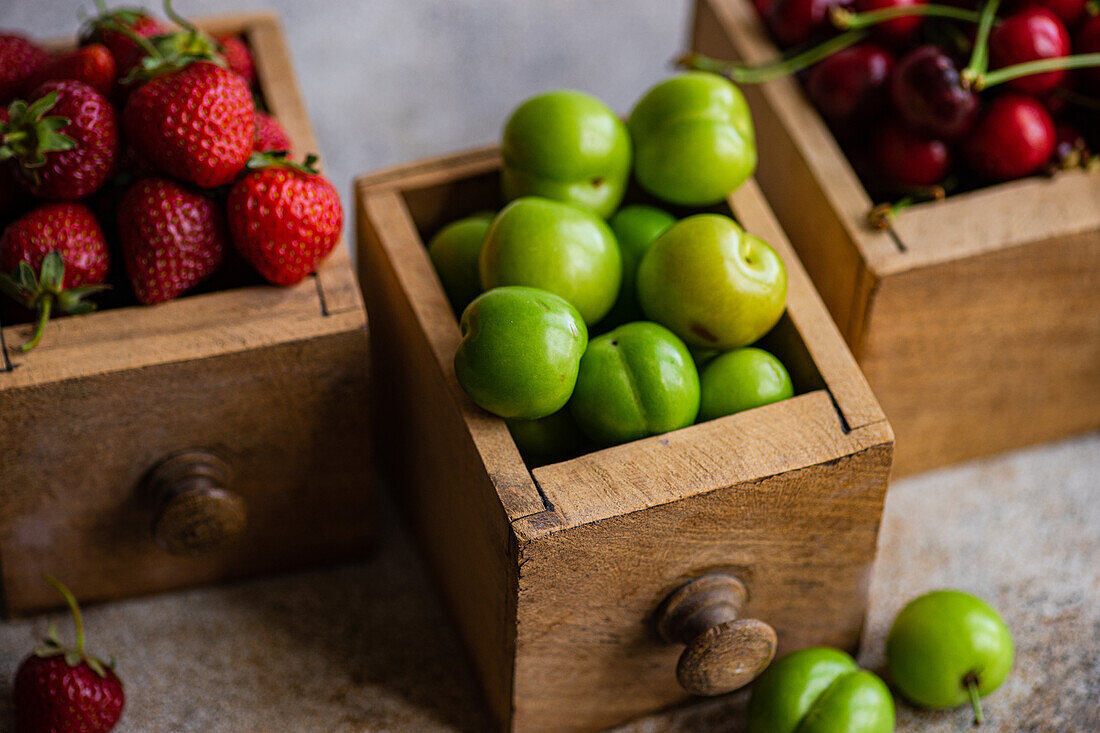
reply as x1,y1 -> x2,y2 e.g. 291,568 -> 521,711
146,450 -> 246,555
658,574 -> 778,696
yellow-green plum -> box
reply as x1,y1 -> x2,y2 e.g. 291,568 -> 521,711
480,197 -> 622,325
629,72 -> 756,206
699,347 -> 794,421
454,286 -> 587,420
636,214 -> 787,350
602,204 -> 677,327
501,90 -> 631,217
506,408 -> 589,467
427,211 -> 493,312
748,647 -> 896,733
569,322 -> 699,446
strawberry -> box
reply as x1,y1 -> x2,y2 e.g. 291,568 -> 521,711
29,44 -> 117,97
0,33 -> 49,103
217,34 -> 255,85
118,177 -> 227,304
0,107 -> 30,225
12,576 -> 124,733
80,6 -> 166,79
0,202 -> 109,350
2,82 -> 119,200
253,111 -> 293,153
228,153 -> 343,285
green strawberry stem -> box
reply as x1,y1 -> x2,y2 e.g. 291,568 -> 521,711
22,295 -> 53,352
246,150 -> 321,175
962,0 -> 1002,88
830,4 -> 984,30
679,29 -> 869,83
45,574 -> 85,655
0,92 -> 77,173
976,52 -> 1100,89
964,673 -> 984,726
162,0 -> 200,36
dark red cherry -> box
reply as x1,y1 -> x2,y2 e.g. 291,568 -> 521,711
855,0 -> 926,45
1076,16 -> 1100,90
806,43 -> 895,129
755,0 -> 777,18
769,0 -> 850,47
891,45 -> 979,139
1004,0 -> 1085,27
989,8 -> 1071,96
963,94 -> 1055,180
871,120 -> 952,187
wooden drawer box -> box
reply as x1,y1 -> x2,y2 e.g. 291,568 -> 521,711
692,0 -> 1100,477
0,13 -> 371,615
355,147 -> 894,732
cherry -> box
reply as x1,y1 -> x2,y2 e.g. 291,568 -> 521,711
768,0 -> 851,47
989,8 -> 1072,95
854,0 -> 926,45
963,94 -> 1055,180
1004,0 -> 1085,27
806,43 -> 895,129
872,121 -> 952,186
891,45 -> 979,139
1075,16 -> 1100,90
755,0 -> 777,18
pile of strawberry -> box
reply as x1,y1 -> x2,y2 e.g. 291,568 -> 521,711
0,1 -> 342,351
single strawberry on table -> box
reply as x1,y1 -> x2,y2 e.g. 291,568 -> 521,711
228,152 -> 343,285
2,82 -> 119,200
0,33 -> 49,103
0,202 -> 110,351
118,177 -> 227,304
13,576 -> 124,733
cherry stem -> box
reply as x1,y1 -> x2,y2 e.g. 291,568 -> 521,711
21,295 -> 52,352
44,574 -> 84,655
830,4 -> 984,30
867,186 -> 946,229
680,29 -> 869,83
964,674 -> 984,726
977,52 -> 1100,89
962,0 -> 1001,87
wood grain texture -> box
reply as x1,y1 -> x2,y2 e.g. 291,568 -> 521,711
694,0 -> 1100,475
354,148 -> 893,731
0,13 -> 372,614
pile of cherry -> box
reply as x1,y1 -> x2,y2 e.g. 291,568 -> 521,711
0,1 -> 342,351
700,0 -> 1100,210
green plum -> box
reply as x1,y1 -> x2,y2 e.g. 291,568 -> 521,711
636,214 -> 787,350
480,197 -> 622,325
886,590 -> 1013,725
629,72 -> 756,206
748,647 -> 895,733
501,90 -> 631,217
699,347 -> 794,422
454,286 -> 587,420
602,204 -> 677,327
428,211 -> 494,312
568,321 -> 699,446
506,408 -> 589,467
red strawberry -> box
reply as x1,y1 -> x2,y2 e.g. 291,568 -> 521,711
118,177 -> 227,304
253,111 -> 293,153
29,44 -> 117,97
2,82 -> 119,200
0,107 -> 30,225
227,154 -> 343,285
218,34 -> 255,85
12,576 -> 124,733
124,61 -> 254,188
80,6 -> 166,79
0,202 -> 109,350
0,33 -> 49,103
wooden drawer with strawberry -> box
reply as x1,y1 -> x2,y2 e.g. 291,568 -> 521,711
356,144 -> 894,732
0,10 -> 371,614
691,0 -> 1100,476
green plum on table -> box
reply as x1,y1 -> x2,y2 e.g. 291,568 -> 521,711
748,647 -> 895,733
506,408 -> 589,467
636,214 -> 787,350
480,197 -> 622,325
568,321 -> 699,446
629,72 -> 756,206
428,211 -> 494,312
501,90 -> 631,218
454,286 -> 587,420
602,204 -> 677,328
886,590 -> 1014,726
699,347 -> 794,422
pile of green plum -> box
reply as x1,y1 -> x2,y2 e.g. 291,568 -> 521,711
428,73 -> 796,464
